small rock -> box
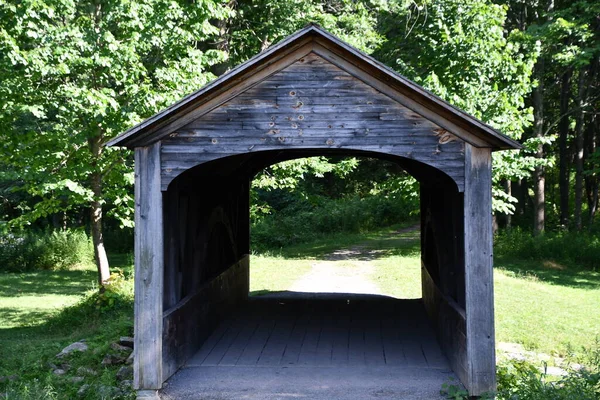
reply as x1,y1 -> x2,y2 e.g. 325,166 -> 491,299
0,376 -> 17,384
77,366 -> 97,376
77,384 -> 90,397
116,366 -> 133,381
544,366 -> 568,376
126,352 -> 134,365
97,385 -> 121,398
56,341 -> 88,358
101,354 -> 126,366
70,376 -> 85,383
53,369 -> 66,376
111,342 -> 132,353
120,380 -> 133,390
119,337 -> 134,349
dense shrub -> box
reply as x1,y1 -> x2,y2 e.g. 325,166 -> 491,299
495,354 -> 600,399
251,195 -> 418,251
0,230 -> 94,272
494,228 -> 600,270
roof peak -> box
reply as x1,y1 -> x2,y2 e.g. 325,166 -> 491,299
107,24 -> 520,150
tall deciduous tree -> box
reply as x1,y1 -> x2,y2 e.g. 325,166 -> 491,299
0,0 -> 229,286
375,0 -> 539,215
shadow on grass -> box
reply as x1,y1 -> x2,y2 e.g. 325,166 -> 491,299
0,270 -> 98,297
0,253 -> 133,298
0,308 -> 58,328
494,255 -> 600,290
272,225 -> 421,261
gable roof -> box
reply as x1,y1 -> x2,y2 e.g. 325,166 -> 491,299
106,23 -> 521,150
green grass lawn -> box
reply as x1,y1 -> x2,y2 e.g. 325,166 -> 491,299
0,255 -> 134,399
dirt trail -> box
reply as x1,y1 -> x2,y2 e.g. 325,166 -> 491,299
289,225 -> 419,295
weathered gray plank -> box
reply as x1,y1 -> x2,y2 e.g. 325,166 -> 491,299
256,312 -> 296,366
236,317 -> 276,365
364,320 -> 385,366
464,144 -> 496,395
348,315 -> 366,365
381,317 -> 405,365
297,312 -> 323,365
200,318 -> 246,366
330,312 -> 350,365
186,318 -> 233,366
134,142 -> 164,390
218,314 -> 262,366
280,311 -> 310,366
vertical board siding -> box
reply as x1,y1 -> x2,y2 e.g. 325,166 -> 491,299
134,143 -> 164,390
160,53 -> 465,191
463,144 -> 496,395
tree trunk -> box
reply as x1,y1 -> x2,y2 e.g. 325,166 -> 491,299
505,180 -> 512,228
89,133 -> 110,286
532,61 -> 545,236
585,56 -> 599,228
585,107 -> 599,228
558,68 -> 572,227
574,68 -> 586,231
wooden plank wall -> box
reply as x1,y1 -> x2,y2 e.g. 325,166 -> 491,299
133,143 -> 164,390
161,169 -> 251,382
162,255 -> 249,380
420,184 -> 469,387
160,53 -> 465,191
463,145 -> 496,395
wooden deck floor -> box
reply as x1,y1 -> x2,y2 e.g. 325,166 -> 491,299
186,293 -> 449,369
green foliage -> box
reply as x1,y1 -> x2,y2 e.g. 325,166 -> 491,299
494,228 -> 600,270
252,194 -> 417,251
225,0 -> 384,66
0,229 -> 94,272
375,0 -> 539,214
0,0 -> 230,251
496,349 -> 600,400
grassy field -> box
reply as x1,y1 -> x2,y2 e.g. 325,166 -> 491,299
0,255 -> 135,399
1,227 -> 599,398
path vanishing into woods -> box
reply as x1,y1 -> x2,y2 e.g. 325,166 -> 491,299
288,225 -> 419,297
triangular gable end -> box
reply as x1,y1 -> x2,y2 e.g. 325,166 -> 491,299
106,24 -> 521,151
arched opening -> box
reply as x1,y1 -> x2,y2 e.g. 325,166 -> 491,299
161,150 -> 465,385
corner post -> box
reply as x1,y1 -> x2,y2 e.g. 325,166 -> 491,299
134,142 -> 164,397
464,144 -> 496,395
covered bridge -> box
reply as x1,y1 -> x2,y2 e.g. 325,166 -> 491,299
107,24 -> 520,399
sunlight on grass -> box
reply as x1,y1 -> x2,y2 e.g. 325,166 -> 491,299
249,255 -> 313,296
494,266 -> 600,356
370,255 -> 422,299
0,268 -> 98,329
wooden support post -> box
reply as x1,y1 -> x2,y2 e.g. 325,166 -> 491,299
134,142 -> 164,392
463,144 -> 496,395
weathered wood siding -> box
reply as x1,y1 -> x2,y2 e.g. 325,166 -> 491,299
162,255 -> 249,380
160,53 -> 465,191
133,143 -> 164,390
161,168 -> 251,382
420,184 -> 468,385
463,145 -> 496,395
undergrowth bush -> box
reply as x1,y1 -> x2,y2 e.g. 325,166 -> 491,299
252,195 -> 417,251
0,230 -> 94,272
494,228 -> 600,270
495,349 -> 600,399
